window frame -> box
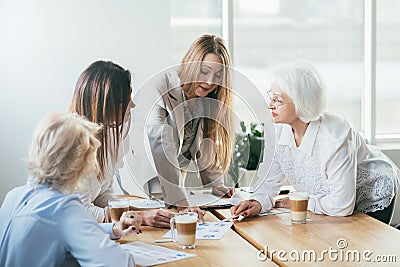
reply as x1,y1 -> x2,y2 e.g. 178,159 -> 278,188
220,0 -> 398,146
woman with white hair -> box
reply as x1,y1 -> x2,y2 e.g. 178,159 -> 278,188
231,61 -> 399,224
0,113 -> 140,266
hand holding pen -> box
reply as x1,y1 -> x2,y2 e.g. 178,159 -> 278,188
230,199 -> 262,218
221,213 -> 245,222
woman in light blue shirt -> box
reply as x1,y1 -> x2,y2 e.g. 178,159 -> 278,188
0,112 -> 140,266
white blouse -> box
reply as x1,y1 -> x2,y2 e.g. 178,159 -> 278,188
252,112 -> 399,216
76,133 -> 128,223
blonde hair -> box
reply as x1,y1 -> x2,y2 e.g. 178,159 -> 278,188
177,34 -> 234,173
27,112 -> 101,194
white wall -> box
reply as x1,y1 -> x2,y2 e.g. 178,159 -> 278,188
0,0 -> 171,204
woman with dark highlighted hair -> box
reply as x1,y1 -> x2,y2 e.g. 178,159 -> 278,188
69,60 -> 175,228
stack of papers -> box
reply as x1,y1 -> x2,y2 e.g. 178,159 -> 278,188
163,221 -> 233,240
122,241 -> 195,266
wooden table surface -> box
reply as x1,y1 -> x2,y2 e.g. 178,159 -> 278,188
118,209 -> 277,267
213,209 -> 400,266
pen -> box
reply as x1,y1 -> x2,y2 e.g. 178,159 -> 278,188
221,213 -> 245,222
154,239 -> 174,243
221,215 -> 237,222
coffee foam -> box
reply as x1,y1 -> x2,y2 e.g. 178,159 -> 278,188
175,215 -> 197,224
289,192 -> 309,200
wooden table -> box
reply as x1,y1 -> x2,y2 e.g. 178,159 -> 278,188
213,209 -> 400,266
118,210 -> 277,267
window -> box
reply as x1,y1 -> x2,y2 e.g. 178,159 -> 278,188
376,0 -> 400,137
233,0 -> 364,130
171,0 -> 222,64
170,0 -> 400,144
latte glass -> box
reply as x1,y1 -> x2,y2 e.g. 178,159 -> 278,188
170,212 -> 198,249
288,192 -> 309,224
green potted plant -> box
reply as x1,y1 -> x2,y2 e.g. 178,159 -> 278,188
229,121 -> 264,187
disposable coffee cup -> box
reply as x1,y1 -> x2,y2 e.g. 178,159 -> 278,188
109,198 -> 129,223
170,212 -> 198,249
288,192 -> 309,224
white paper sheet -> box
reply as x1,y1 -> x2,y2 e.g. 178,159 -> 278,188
258,208 -> 290,216
121,241 -> 195,266
128,199 -> 165,209
163,221 -> 233,240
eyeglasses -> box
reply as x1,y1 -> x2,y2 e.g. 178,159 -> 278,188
266,90 -> 292,109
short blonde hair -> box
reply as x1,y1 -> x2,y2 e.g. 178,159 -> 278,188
270,61 -> 327,123
27,112 -> 101,194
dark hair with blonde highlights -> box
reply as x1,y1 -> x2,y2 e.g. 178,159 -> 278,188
177,34 -> 234,173
68,60 -> 132,180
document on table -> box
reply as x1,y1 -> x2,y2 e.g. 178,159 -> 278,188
163,221 -> 233,240
258,208 -> 290,216
128,199 -> 165,209
122,241 -> 195,266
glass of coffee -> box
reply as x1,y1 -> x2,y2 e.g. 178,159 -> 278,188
170,212 -> 198,249
288,192 -> 309,224
108,198 -> 129,223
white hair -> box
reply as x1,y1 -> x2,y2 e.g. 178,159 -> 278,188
270,61 -> 327,123
27,112 -> 101,194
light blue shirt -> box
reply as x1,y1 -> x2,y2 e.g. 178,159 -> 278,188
0,180 -> 135,267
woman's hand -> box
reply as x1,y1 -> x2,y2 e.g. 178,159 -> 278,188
212,184 -> 235,197
274,197 -> 290,208
112,211 -> 142,237
230,200 -> 262,218
136,209 -> 175,228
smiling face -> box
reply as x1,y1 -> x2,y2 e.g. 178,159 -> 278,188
189,53 -> 223,98
268,82 -> 298,124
